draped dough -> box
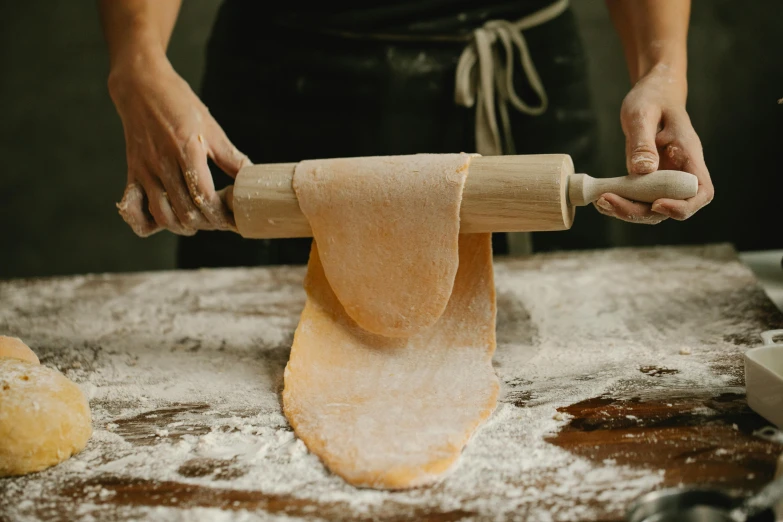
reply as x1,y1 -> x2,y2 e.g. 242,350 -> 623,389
284,154 -> 498,489
293,154 -> 472,338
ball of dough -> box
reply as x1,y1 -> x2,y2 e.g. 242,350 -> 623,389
0,336 -> 39,365
0,358 -> 92,476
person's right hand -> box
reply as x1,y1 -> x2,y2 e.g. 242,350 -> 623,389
108,52 -> 251,237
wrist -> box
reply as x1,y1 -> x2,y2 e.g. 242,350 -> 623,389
635,61 -> 688,105
107,36 -> 171,101
633,40 -> 687,82
637,55 -> 686,79
108,31 -> 168,73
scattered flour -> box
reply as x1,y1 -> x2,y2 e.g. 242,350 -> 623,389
0,245 -> 778,521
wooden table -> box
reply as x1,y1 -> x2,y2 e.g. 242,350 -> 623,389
1,244 -> 781,521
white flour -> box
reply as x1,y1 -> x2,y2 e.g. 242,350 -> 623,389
0,244 -> 780,521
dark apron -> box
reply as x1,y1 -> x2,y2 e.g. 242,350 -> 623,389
176,1 -> 605,269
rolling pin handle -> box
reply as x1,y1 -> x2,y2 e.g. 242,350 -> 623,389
567,173 -> 590,207
567,170 -> 699,207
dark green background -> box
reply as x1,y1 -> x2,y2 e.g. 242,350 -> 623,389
1,1 -> 781,279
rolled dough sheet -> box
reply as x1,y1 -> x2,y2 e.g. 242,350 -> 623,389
293,154 -> 472,338
285,154 -> 498,489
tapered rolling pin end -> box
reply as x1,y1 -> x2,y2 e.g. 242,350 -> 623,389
568,170 -> 699,207
218,185 -> 235,212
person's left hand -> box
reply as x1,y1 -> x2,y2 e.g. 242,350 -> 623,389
594,64 -> 714,224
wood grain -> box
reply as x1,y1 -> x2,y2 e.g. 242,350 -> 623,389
232,154 -> 576,238
547,392 -> 779,490
231,156 -> 700,239
1,244 -> 782,522
567,170 -> 698,206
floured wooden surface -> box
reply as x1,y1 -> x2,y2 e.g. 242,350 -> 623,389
0,244 -> 782,521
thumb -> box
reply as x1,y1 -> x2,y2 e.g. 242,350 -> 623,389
622,108 -> 660,175
207,123 -> 252,179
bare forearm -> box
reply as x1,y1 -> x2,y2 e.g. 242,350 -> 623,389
600,0 -> 711,224
98,0 -> 181,72
605,0 -> 690,87
98,0 -> 250,238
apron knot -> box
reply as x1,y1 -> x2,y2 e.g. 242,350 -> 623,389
455,0 -> 570,155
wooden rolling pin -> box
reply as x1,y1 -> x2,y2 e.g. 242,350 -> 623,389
225,154 -> 697,239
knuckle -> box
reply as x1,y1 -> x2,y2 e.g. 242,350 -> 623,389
632,144 -> 657,156
631,153 -> 657,169
171,124 -> 194,144
191,192 -> 207,209
620,96 -> 639,112
635,107 -> 655,121
630,153 -> 657,172
146,199 -> 169,225
125,180 -> 144,194
638,213 -> 665,225
182,168 -> 202,193
136,223 -> 158,238
178,210 -> 197,227
118,207 -> 154,237
177,132 -> 205,157
183,132 -> 200,148
173,216 -> 198,235
181,208 -> 205,228
623,101 -> 654,121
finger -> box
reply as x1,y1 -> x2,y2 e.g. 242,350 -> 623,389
156,157 -> 212,231
651,198 -> 692,221
593,198 -> 616,218
203,123 -> 252,178
599,193 -> 668,225
651,132 -> 714,220
116,182 -> 162,237
137,171 -> 197,236
656,110 -> 698,155
651,180 -> 714,221
656,140 -> 693,170
621,105 -> 661,174
179,134 -> 236,231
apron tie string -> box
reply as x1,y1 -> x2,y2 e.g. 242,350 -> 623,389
455,0 -> 570,155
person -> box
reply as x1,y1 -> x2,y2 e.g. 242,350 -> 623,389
99,0 -> 714,268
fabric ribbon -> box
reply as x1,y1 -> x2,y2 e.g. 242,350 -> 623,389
455,0 -> 570,155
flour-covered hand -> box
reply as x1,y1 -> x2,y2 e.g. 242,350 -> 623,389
108,50 -> 250,237
594,64 -> 714,225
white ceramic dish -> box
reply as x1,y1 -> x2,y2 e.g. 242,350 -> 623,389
777,452 -> 782,521
745,330 -> 783,430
